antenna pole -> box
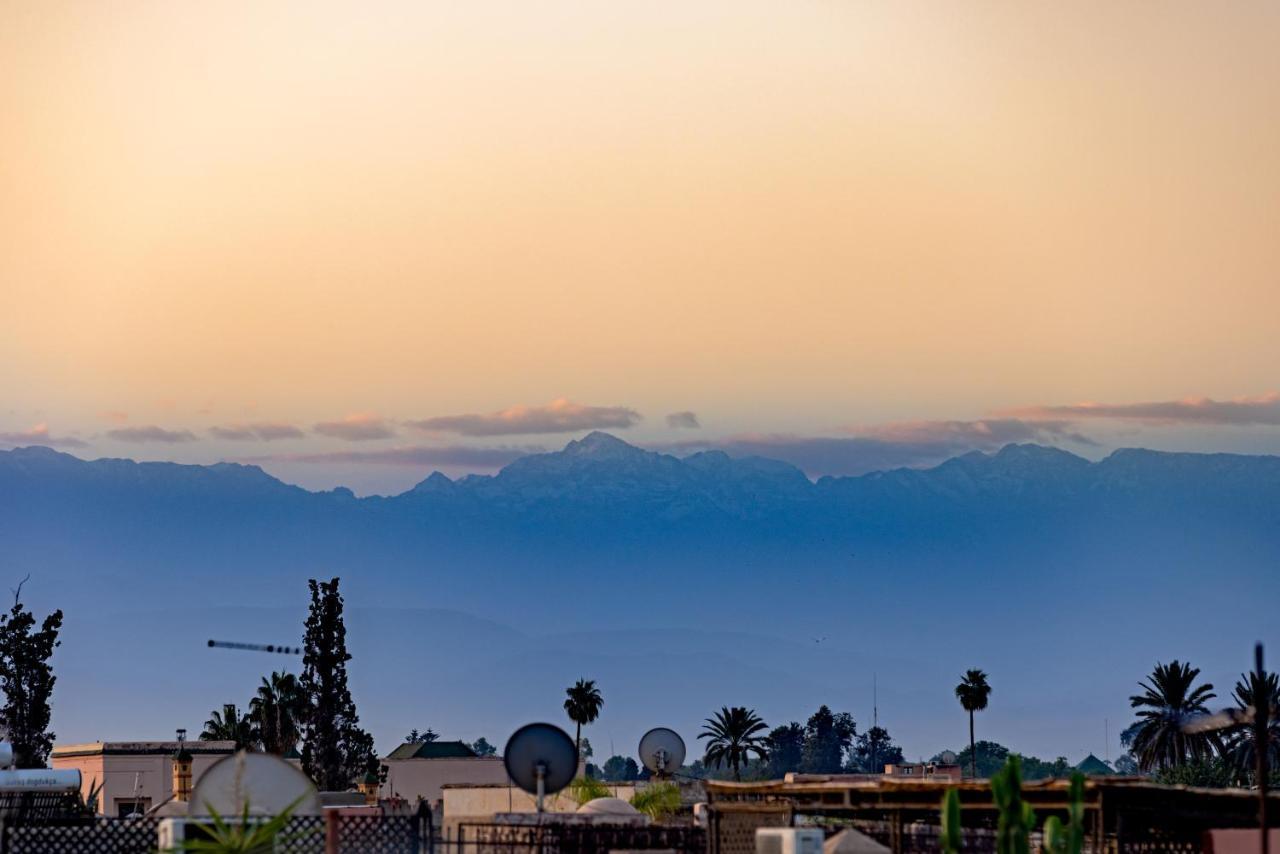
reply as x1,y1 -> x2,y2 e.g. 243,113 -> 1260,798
1256,643 -> 1268,854
871,673 -> 878,775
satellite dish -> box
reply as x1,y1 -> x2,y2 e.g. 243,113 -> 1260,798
638,727 -> 685,778
503,723 -> 577,812
188,751 -> 320,817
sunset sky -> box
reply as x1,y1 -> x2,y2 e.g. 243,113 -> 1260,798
4,1 -> 1279,494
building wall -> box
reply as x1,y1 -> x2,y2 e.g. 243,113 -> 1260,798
441,783 -> 639,828
52,743 -> 235,816
382,757 -> 510,806
382,756 -> 591,809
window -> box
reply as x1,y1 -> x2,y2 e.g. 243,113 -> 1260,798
115,798 -> 151,817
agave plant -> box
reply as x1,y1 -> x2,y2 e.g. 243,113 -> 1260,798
630,782 -> 681,821
168,797 -> 310,854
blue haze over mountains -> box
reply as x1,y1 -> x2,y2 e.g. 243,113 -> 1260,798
2,431 -> 1277,763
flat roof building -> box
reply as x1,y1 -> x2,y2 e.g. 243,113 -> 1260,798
51,741 -> 237,817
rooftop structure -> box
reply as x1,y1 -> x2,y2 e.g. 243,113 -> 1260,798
51,741 -> 237,817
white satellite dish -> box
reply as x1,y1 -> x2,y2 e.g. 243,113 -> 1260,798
638,728 -> 685,778
188,751 -> 320,817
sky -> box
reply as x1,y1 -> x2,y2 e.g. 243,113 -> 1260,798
4,1 -> 1280,495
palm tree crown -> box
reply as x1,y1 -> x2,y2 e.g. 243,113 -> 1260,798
1128,660 -> 1223,771
251,671 -> 306,756
699,706 -> 769,781
1226,669 -> 1280,782
955,669 -> 992,713
201,702 -> 257,750
564,679 -> 604,760
955,669 -> 991,779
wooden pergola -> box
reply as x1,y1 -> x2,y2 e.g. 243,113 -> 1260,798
702,776 -> 1280,854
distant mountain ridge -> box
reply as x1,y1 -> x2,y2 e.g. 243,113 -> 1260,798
3,433 -> 1279,762
7,431 -> 1278,512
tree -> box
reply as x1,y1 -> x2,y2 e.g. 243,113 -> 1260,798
953,740 -> 1009,779
201,703 -> 256,749
1112,754 -> 1141,776
251,671 -> 305,756
577,737 -> 593,760
404,728 -> 438,744
800,706 -> 856,773
563,679 -> 603,761
955,669 -> 992,779
1226,668 -> 1280,784
765,722 -> 804,778
602,755 -> 639,781
472,737 -> 497,757
1128,660 -> 1222,772
0,582 -> 62,767
699,706 -> 769,782
848,726 -> 904,773
299,577 -> 377,791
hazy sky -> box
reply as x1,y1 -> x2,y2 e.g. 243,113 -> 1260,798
4,2 -> 1280,494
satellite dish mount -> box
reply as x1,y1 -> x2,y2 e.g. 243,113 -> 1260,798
638,727 -> 686,782
503,723 -> 577,815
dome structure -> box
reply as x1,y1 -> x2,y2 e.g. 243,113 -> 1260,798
577,797 -> 641,816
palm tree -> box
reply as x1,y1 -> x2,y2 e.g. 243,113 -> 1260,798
1226,669 -> 1280,782
563,679 -> 604,761
251,672 -> 306,756
699,706 -> 769,781
955,669 -> 992,779
1128,660 -> 1223,771
201,703 -> 257,750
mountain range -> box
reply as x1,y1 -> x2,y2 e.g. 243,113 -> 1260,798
1,432 -> 1277,762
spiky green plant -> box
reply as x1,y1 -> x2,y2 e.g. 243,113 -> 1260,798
166,797 -> 310,853
75,777 -> 104,816
569,775 -> 612,805
991,756 -> 1034,854
940,788 -> 963,854
1041,772 -> 1085,854
630,782 -> 682,821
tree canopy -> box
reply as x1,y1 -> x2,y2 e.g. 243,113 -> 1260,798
0,586 -> 62,767
299,577 -> 376,790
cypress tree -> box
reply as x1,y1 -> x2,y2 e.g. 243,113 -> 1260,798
299,577 -> 376,790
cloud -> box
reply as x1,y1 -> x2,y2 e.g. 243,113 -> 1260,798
0,423 -> 89,449
656,418 -> 1093,478
248,444 -> 543,468
408,398 -> 641,436
666,411 -> 701,429
98,411 -> 129,424
209,422 -> 306,441
857,417 -> 1094,446
313,414 -> 397,441
106,425 -> 197,443
998,392 -> 1280,426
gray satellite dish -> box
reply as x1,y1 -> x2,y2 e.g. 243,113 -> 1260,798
503,723 -> 577,813
188,751 -> 320,817
638,727 -> 685,778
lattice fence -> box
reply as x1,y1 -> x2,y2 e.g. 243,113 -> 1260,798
2,812 -> 430,853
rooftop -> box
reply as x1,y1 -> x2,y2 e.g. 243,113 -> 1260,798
385,740 -> 482,761
52,741 -> 237,757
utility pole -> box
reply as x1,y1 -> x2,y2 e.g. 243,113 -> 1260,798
1256,644 -> 1269,854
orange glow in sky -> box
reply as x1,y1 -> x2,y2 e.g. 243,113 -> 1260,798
3,2 -> 1279,492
